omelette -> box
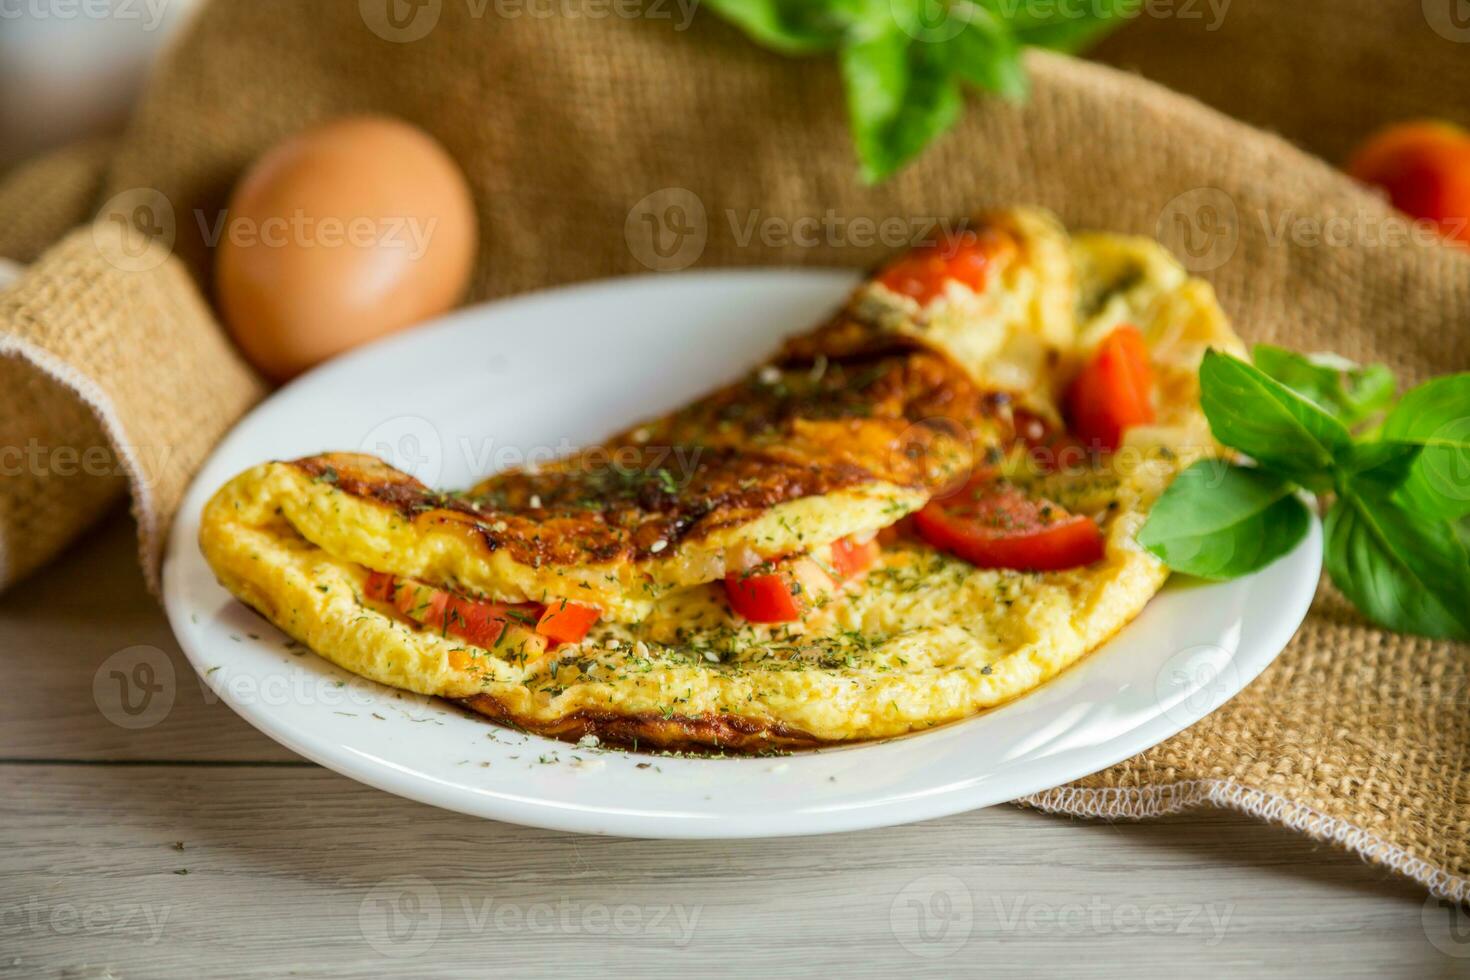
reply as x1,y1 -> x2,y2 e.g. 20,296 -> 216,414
200,207 -> 1245,752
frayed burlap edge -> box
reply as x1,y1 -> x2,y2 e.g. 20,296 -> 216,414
1021,783 -> 1469,903
0,222 -> 264,592
0,334 -> 145,586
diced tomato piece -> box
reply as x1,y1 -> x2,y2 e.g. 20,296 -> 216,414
876,229 -> 998,306
722,536 -> 881,625
363,570 -> 397,603
444,595 -> 528,649
536,601 -> 601,645
724,569 -> 804,624
1065,325 -> 1155,452
913,479 -> 1105,572
395,579 -> 448,625
724,555 -> 842,624
380,573 -> 544,649
829,536 -> 880,580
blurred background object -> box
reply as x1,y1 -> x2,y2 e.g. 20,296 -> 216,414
1347,121 -> 1470,248
0,0 -> 200,172
1091,1 -> 1470,165
216,116 -> 478,380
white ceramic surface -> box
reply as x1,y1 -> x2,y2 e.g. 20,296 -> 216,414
162,269 -> 1321,838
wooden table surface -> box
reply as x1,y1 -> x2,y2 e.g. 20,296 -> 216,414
2,513 -> 1461,979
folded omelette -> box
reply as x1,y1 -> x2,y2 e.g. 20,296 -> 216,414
200,208 -> 1245,752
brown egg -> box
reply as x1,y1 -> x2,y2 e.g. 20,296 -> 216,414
216,116 -> 477,381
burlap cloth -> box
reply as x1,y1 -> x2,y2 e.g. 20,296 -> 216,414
1,0 -> 1465,897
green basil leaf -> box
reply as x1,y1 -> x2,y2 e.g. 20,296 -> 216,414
980,0 -> 1133,53
1251,344 -> 1396,426
698,0 -> 862,54
1325,472 -> 1470,640
1199,349 -> 1353,491
1379,373 -> 1470,520
1136,460 -> 1310,580
839,28 -> 963,182
1339,439 -> 1421,487
947,10 -> 1027,99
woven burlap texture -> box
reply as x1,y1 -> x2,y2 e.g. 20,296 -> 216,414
0,0 -> 1464,897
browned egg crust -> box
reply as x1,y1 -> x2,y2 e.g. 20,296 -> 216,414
290,325 -> 1025,574
458,694 -> 824,753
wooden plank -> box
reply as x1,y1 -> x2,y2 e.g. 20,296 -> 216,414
0,513 -> 296,762
0,764 -> 1444,979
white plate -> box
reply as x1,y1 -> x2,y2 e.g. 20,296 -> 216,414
163,269 -> 1320,838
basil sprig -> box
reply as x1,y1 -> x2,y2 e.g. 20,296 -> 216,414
701,0 -> 1129,181
1137,347 -> 1470,640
